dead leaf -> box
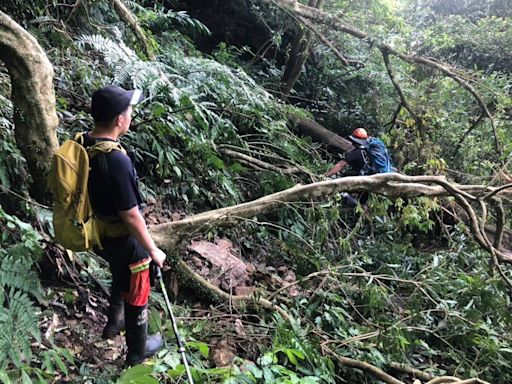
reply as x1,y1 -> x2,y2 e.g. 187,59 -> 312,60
209,339 -> 235,367
234,319 -> 246,336
44,313 -> 60,340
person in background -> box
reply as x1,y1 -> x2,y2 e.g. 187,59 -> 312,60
325,128 -> 372,208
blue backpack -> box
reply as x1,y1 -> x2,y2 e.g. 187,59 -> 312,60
362,137 -> 393,174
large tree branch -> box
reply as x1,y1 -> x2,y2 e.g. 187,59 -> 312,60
151,174 -> 512,265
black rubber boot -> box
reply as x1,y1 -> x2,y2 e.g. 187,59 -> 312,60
125,303 -> 163,366
102,290 -> 125,339
341,192 -> 359,208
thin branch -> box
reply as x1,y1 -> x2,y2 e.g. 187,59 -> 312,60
483,183 -> 512,200
452,113 -> 486,158
218,147 -> 303,175
298,16 -> 362,67
0,185 -> 51,209
110,0 -> 155,60
381,49 -> 420,124
389,362 -> 434,381
387,102 -> 403,129
322,345 -> 405,384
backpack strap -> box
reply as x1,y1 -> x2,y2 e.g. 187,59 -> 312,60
73,132 -> 86,145
88,140 -> 126,159
73,131 -> 126,158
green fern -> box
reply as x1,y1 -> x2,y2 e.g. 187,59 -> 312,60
76,34 -> 137,67
0,207 -> 43,369
0,254 -> 43,301
0,289 -> 40,369
76,33 -> 319,206
33,206 -> 54,237
125,1 -> 210,36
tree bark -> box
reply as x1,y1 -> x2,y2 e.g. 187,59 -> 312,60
148,174 -> 512,309
0,11 -> 59,202
280,0 -> 323,98
111,0 -> 155,60
293,116 -> 353,153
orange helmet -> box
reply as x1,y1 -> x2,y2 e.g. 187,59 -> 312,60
349,128 -> 368,145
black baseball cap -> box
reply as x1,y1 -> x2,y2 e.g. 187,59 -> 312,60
91,85 -> 143,124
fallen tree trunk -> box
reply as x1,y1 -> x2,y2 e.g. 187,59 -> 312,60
151,173 -> 508,254
151,173 -> 512,312
292,116 -> 353,153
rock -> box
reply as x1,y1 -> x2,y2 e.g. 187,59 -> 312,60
234,286 -> 256,296
188,239 -> 248,290
283,270 -> 296,283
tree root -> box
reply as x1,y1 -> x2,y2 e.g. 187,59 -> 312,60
173,259 -> 291,322
0,11 -> 59,202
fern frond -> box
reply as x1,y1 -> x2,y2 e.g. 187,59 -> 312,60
0,254 -> 43,301
0,289 -> 40,369
76,34 -> 137,67
30,15 -> 57,25
0,92 -> 12,112
33,206 -> 53,226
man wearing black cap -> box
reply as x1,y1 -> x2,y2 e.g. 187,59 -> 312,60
83,85 -> 166,366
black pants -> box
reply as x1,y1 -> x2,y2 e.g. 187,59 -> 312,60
97,235 -> 153,306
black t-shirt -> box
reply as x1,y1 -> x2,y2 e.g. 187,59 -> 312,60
83,133 -> 143,217
345,147 -> 369,175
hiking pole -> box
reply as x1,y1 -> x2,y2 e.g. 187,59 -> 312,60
155,266 -> 195,384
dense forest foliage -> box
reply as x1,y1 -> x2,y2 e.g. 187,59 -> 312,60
0,0 -> 511,383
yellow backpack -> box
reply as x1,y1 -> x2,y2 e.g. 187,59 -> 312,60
48,132 -> 128,251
